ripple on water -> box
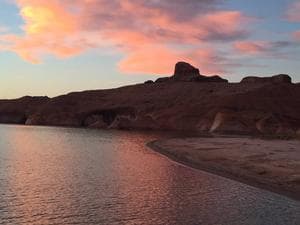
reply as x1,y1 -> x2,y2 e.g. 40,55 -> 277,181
0,125 -> 299,225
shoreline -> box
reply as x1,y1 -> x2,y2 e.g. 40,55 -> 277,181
147,137 -> 300,201
1,123 -> 299,201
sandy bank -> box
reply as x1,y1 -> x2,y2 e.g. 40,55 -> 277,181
148,137 -> 300,201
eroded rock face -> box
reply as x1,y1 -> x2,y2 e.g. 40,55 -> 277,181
80,107 -> 136,129
272,74 -> 292,83
210,112 -> 257,134
155,61 -> 228,83
297,129 -> 300,138
173,61 -> 200,81
0,112 -> 26,124
0,62 -> 299,137
155,77 -> 170,83
192,75 -> 228,83
0,96 -> 49,125
241,74 -> 292,84
144,80 -> 154,84
84,114 -> 107,128
47,113 -> 82,127
256,115 -> 296,136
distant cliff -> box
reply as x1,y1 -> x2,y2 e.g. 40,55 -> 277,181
1,62 -> 300,137
0,96 -> 49,124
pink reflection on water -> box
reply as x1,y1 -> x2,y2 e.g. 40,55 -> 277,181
5,126 -> 78,224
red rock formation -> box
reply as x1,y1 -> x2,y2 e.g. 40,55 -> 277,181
155,62 -> 228,83
241,74 -> 292,84
0,62 -> 299,137
0,96 -> 49,124
173,61 -> 200,81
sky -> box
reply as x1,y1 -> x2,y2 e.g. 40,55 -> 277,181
0,0 -> 300,99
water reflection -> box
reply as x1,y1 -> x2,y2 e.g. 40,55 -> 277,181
4,126 -> 78,224
0,125 -> 299,225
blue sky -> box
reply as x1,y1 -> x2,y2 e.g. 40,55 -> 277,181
0,0 -> 299,98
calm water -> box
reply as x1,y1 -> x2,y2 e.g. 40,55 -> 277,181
0,125 -> 299,225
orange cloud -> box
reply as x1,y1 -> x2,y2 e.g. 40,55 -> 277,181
118,45 -> 180,75
119,45 -> 225,75
0,0 -> 86,63
0,0 -> 250,74
20,3 -> 76,35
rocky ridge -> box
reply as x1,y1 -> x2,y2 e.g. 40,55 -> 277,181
152,62 -> 228,83
1,62 -> 299,137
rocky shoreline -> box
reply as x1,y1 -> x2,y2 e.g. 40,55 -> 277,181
1,61 -> 299,200
1,62 -> 300,137
148,137 -> 300,201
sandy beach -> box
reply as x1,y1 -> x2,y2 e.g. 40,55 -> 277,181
148,137 -> 300,201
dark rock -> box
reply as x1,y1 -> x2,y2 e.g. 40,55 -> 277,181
152,62 -> 228,83
271,74 -> 292,83
0,96 -> 49,124
155,77 -> 170,83
144,80 -> 154,84
210,112 -> 257,134
173,61 -> 200,81
82,107 -> 136,128
192,75 -> 228,83
46,113 -> 81,127
241,74 -> 292,84
297,129 -> 300,138
207,75 -> 228,83
0,62 -> 299,137
83,114 -> 107,128
171,62 -> 228,83
0,112 -> 26,124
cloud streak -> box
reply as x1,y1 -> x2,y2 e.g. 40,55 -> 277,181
234,41 -> 294,55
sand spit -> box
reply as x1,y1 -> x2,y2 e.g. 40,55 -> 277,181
148,137 -> 300,201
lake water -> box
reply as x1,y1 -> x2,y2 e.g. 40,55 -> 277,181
0,125 -> 299,225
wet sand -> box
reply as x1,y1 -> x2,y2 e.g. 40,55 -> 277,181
148,137 -> 300,201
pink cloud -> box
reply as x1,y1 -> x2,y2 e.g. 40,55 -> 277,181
119,46 -> 225,75
293,30 -> 300,41
233,40 -> 294,59
0,0 -> 250,74
286,1 -> 300,22
234,41 -> 269,54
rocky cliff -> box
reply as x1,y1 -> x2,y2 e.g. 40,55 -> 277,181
0,96 -> 49,124
1,62 -> 300,137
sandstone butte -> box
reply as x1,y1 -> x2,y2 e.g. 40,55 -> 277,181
1,61 -> 300,137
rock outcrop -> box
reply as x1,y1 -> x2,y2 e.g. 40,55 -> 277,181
173,61 -> 200,81
155,62 -> 228,83
0,112 -> 26,124
144,80 -> 154,84
192,75 -> 228,83
155,77 -> 170,83
241,74 -> 292,84
0,62 -> 299,137
0,96 -> 49,124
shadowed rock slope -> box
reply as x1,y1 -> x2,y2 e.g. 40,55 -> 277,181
0,96 -> 49,124
1,62 -> 300,136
